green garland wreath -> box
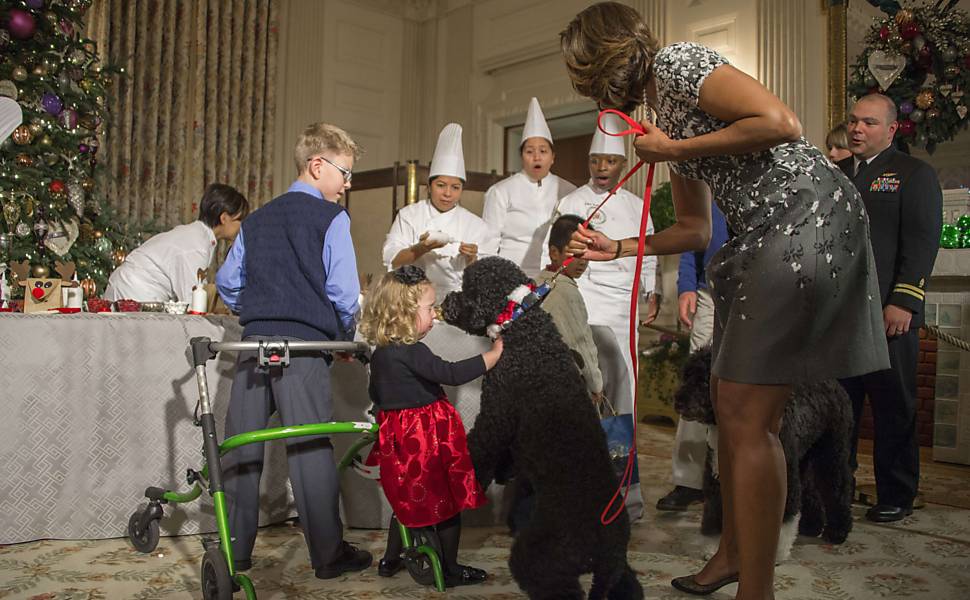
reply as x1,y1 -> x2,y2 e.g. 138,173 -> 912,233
848,1 -> 970,154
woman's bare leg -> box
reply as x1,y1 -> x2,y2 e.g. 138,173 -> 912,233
716,379 -> 790,600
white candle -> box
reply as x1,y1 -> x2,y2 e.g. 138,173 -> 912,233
191,285 -> 208,314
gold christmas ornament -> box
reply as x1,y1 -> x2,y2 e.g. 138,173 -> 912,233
927,107 -> 942,120
79,277 -> 97,299
79,78 -> 95,93
15,154 -> 33,167
31,264 -> 50,278
894,9 -> 914,27
11,125 -> 33,145
78,114 -> 97,130
80,177 -> 95,192
32,63 -> 48,77
111,248 -> 127,266
93,229 -> 103,239
915,89 -> 935,110
38,135 -> 52,147
11,66 -> 28,82
27,122 -> 42,135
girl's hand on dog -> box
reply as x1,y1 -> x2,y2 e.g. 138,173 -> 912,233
568,224 -> 620,262
483,336 -> 504,370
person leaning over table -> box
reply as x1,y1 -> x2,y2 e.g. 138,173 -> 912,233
104,183 -> 248,303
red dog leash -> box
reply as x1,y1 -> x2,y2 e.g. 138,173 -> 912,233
576,110 -> 654,526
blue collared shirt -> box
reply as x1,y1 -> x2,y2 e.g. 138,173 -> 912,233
216,181 -> 360,330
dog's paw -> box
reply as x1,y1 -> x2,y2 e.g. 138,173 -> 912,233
821,527 -> 849,545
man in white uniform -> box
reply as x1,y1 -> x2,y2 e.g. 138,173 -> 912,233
483,97 -> 576,279
557,114 -> 657,412
382,123 -> 498,302
104,183 -> 248,302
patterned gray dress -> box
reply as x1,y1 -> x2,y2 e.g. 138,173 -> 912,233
653,43 -> 890,384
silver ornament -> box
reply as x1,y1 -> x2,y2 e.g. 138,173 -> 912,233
910,108 -> 925,123
0,80 -> 17,100
67,181 -> 85,216
16,222 -> 30,237
33,219 -> 49,240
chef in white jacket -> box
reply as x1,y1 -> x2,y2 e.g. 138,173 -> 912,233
104,183 -> 248,302
557,113 -> 657,413
483,97 -> 576,279
382,123 -> 498,302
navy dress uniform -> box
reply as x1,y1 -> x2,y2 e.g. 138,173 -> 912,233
837,147 -> 942,514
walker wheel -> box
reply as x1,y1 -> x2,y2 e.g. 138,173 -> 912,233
127,511 -> 160,553
201,547 -> 234,600
404,527 -> 444,586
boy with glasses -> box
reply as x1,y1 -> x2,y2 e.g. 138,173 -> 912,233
216,122 -> 370,579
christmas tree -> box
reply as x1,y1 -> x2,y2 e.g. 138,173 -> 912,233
0,0 -> 137,298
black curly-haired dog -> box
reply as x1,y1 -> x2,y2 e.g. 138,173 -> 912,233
673,347 -> 854,554
442,257 -> 642,600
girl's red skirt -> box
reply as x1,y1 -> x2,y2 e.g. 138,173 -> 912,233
366,397 -> 487,527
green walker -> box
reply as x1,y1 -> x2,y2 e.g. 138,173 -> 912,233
126,337 -> 446,599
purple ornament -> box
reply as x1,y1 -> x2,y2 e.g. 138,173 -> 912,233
7,9 -> 37,40
42,92 -> 63,116
59,108 -> 78,129
79,143 -> 90,153
899,100 -> 915,115
26,0 -> 45,9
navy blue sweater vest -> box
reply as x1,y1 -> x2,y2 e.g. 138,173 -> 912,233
239,191 -> 344,341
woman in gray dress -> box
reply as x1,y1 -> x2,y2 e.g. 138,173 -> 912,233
561,3 -> 889,599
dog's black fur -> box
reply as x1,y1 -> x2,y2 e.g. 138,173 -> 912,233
673,347 -> 854,544
442,257 -> 642,600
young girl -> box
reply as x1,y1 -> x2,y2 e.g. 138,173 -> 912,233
359,265 -> 503,587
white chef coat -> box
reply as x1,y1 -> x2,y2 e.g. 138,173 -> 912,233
482,171 -> 576,279
382,199 -> 499,302
104,220 -> 216,303
557,181 -> 657,414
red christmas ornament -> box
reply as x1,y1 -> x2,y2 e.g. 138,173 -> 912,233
900,22 -> 920,40
49,179 -> 66,194
879,26 -> 890,41
898,119 -> 916,136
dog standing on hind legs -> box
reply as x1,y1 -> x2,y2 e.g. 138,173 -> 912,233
674,347 -> 855,559
442,257 -> 642,600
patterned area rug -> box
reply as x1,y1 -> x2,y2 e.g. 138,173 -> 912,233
2,424 -> 969,600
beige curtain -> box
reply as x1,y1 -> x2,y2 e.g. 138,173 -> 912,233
86,0 -> 278,228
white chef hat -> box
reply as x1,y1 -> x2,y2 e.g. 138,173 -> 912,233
429,122 -> 466,181
520,97 -> 553,147
589,112 -> 627,157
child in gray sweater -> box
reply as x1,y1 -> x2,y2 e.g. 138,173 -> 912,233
538,214 -> 604,405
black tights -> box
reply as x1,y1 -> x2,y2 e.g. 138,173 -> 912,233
384,513 -> 462,574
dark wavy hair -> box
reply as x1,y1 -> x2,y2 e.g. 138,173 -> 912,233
560,2 -> 659,113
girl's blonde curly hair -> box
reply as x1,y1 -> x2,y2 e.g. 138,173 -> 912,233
359,268 -> 432,347
560,2 -> 659,113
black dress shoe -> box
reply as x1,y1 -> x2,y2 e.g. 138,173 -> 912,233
671,573 -> 739,596
445,564 -> 487,587
315,542 -> 373,579
866,504 -> 913,523
656,486 -> 705,511
377,557 -> 404,577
